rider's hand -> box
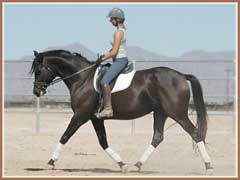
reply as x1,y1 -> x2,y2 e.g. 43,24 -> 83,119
100,54 -> 105,59
95,55 -> 104,66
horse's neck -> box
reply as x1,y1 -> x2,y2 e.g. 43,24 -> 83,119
50,57 -> 94,92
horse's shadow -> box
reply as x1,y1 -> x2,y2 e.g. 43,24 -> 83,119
24,167 -> 158,174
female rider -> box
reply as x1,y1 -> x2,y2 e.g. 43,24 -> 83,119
95,8 -> 128,118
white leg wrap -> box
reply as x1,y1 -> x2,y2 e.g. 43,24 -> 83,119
105,147 -> 122,163
197,141 -> 211,163
52,143 -> 63,161
139,144 -> 155,164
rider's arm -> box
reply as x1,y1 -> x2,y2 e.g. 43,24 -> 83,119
102,31 -> 123,61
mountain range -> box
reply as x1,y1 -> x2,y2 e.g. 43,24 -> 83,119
13,42 -> 235,62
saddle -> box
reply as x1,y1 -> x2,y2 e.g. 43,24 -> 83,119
94,61 -> 135,93
93,61 -> 136,113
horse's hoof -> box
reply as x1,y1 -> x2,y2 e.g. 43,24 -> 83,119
47,159 -> 55,169
121,164 -> 128,173
118,161 -> 128,173
205,162 -> 214,170
205,162 -> 214,175
134,161 -> 142,172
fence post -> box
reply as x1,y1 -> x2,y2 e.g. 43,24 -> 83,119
225,68 -> 231,111
131,119 -> 135,135
36,97 -> 40,133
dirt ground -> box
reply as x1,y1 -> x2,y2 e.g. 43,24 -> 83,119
3,108 -> 237,177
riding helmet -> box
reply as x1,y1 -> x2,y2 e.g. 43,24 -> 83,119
107,8 -> 125,20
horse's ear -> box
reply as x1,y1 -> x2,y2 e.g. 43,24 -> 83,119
33,50 -> 39,57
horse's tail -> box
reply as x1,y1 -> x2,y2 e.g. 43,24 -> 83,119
185,74 -> 208,143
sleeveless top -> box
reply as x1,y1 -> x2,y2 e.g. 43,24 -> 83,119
113,27 -> 127,58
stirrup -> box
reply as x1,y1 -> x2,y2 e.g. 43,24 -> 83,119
95,107 -> 113,119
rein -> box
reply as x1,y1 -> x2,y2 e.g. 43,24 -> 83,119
46,64 -> 96,87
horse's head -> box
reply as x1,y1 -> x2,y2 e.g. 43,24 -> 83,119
30,49 -> 95,97
30,50 -> 57,97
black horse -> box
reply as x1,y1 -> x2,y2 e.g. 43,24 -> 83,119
30,49 -> 213,173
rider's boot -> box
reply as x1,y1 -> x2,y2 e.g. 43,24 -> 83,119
96,83 -> 113,118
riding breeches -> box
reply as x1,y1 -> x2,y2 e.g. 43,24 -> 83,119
101,57 -> 128,85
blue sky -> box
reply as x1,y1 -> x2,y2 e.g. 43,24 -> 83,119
4,3 -> 237,60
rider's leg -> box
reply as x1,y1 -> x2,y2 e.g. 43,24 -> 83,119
97,83 -> 113,118
96,57 -> 128,118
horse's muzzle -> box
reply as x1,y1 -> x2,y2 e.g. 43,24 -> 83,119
33,87 -> 46,97
33,82 -> 47,97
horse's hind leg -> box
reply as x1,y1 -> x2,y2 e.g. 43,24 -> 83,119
135,110 -> 167,171
172,114 -> 213,171
91,116 -> 128,173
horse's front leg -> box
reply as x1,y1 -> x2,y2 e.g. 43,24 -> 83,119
91,116 -> 128,173
47,113 -> 88,168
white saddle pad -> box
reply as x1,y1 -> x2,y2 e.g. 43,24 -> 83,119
93,67 -> 136,93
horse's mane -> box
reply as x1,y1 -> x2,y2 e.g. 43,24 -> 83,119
41,50 -> 90,62
30,49 -> 94,75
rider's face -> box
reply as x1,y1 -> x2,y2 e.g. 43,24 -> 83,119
110,18 -> 118,27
